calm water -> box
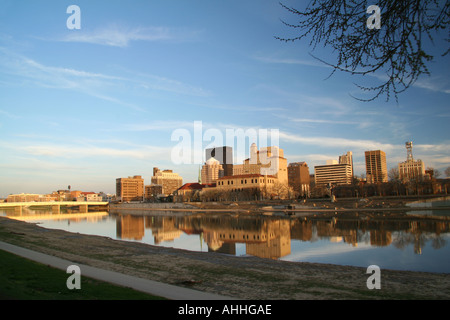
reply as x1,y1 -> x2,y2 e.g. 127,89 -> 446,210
2,206 -> 450,274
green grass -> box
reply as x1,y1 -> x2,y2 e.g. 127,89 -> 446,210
0,249 -> 165,300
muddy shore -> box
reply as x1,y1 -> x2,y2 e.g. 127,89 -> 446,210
0,215 -> 449,300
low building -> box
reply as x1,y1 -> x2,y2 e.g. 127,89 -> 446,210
6,193 -> 41,202
174,183 -> 207,202
145,184 -> 163,200
213,174 -> 279,200
80,192 -> 102,202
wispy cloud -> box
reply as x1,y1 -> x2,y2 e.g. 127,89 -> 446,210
369,72 -> 450,95
279,130 -> 397,152
0,48 -> 211,111
413,76 -> 450,94
59,24 -> 201,47
253,55 -> 331,69
0,140 -> 171,161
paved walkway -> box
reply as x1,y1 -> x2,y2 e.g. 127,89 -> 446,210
0,241 -> 234,300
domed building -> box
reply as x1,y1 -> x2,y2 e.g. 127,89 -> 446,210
201,157 -> 224,185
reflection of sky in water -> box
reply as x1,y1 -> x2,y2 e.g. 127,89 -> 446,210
284,233 -> 450,273
2,209 -> 449,274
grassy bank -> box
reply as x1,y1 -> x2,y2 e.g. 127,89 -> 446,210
0,249 -> 164,300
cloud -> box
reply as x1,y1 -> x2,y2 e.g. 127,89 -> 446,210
253,55 -> 331,69
19,144 -> 170,160
279,130 -> 396,152
287,117 -> 373,129
0,48 -> 210,111
413,76 -> 450,94
60,24 -> 201,47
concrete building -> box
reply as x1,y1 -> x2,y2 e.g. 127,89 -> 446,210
314,151 -> 354,186
365,150 -> 388,183
116,175 -> 144,202
144,184 -> 163,200
174,183 -> 207,202
398,141 -> 425,182
215,174 -> 278,198
205,146 -> 233,177
288,162 -> 311,197
314,163 -> 353,186
151,167 -> 183,196
80,192 -> 102,202
339,151 -> 354,178
6,194 -> 41,202
243,144 -> 288,185
201,157 -> 223,185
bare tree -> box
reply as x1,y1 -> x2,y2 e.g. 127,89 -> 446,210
388,167 -> 400,181
277,0 -> 450,102
445,166 -> 450,177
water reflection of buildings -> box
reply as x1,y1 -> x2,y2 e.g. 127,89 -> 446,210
113,213 -> 450,259
178,216 -> 292,259
116,215 -> 145,241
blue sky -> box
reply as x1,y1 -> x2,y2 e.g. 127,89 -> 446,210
0,0 -> 449,197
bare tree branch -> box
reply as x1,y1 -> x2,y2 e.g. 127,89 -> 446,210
276,0 -> 450,102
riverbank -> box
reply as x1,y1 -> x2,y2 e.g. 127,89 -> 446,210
109,195 -> 450,216
0,216 -> 449,300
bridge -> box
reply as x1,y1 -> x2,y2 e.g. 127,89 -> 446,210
0,201 -> 109,214
5,211 -> 109,222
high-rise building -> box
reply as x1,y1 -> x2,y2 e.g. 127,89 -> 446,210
201,157 -> 223,185
288,162 -> 310,197
205,146 -> 233,177
116,175 -> 144,202
151,167 -> 183,196
365,150 -> 388,183
339,151 -> 354,178
398,142 -> 425,181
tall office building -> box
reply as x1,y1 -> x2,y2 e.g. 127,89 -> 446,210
288,162 -> 311,197
339,151 -> 354,178
205,146 -> 233,177
365,150 -> 388,183
201,157 -> 224,185
151,167 -> 183,196
116,175 -> 144,202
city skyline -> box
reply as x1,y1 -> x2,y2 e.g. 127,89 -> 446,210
0,1 -> 449,197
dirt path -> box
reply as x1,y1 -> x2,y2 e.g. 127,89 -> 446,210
0,216 -> 449,300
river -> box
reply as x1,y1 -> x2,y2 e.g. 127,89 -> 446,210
1,204 -> 450,274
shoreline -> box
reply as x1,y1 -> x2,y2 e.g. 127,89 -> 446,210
0,216 -> 449,299
107,196 -> 450,218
